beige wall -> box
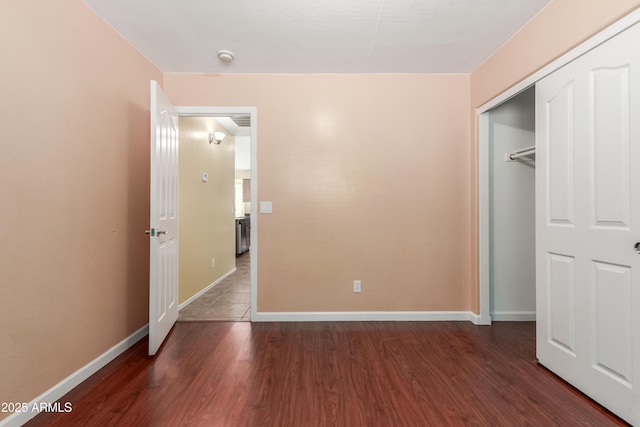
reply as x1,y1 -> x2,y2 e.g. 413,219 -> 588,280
467,0 -> 640,312
0,0 -> 162,418
165,74 -> 472,312
179,118 -> 236,304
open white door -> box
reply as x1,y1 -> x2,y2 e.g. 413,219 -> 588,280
148,80 -> 179,356
536,23 -> 639,424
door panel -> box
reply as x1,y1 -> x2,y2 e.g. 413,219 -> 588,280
547,253 -> 576,355
592,65 -> 631,228
592,260 -> 632,387
536,21 -> 639,424
546,82 -> 575,226
149,80 -> 179,356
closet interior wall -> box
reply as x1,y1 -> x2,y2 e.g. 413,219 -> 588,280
488,86 -> 536,320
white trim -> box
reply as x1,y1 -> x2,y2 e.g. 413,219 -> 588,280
252,311 -> 480,322
166,72 -> 470,77
175,106 -> 258,116
471,313 -> 492,326
249,116 -> 257,323
0,325 -> 148,427
477,9 -> 640,323
175,106 -> 258,323
468,311 -> 490,325
178,267 -> 236,310
491,311 -> 536,321
478,112 -> 492,326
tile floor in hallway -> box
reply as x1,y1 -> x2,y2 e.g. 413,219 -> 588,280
178,251 -> 250,322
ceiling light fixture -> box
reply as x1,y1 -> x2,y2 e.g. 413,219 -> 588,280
209,132 -> 226,145
217,50 -> 234,63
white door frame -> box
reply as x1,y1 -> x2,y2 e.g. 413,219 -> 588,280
477,9 -> 640,324
176,106 -> 258,320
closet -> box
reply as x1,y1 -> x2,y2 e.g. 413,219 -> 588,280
488,87 -> 536,321
483,18 -> 639,424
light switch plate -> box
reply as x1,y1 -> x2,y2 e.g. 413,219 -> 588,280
260,201 -> 273,214
201,173 -> 208,182
354,280 -> 362,293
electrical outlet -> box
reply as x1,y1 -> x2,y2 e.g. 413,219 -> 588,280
353,280 -> 362,293
211,258 -> 215,268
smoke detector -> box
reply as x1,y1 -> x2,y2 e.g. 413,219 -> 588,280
217,50 -> 234,63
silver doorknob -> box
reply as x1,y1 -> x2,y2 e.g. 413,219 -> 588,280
635,242 -> 640,254
144,229 -> 154,236
157,230 -> 167,235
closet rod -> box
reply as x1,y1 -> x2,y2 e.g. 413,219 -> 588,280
508,146 -> 536,160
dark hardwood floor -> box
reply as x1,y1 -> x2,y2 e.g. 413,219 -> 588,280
26,322 -> 626,427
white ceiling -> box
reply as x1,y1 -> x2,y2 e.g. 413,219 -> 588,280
82,0 -> 551,73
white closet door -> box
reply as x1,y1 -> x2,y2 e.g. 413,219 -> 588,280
535,22 -> 640,425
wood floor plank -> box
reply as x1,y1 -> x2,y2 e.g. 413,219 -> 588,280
25,322 -> 627,427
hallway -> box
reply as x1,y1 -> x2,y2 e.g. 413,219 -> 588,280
178,252 -> 250,322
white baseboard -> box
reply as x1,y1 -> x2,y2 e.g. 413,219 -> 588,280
178,267 -> 237,310
252,311 -> 480,322
469,312 -> 492,326
0,324 -> 148,427
491,311 -> 536,321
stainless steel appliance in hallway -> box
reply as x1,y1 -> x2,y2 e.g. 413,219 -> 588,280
236,216 -> 250,255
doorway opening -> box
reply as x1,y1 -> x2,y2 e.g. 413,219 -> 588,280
174,107 -> 257,322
